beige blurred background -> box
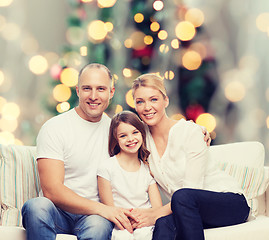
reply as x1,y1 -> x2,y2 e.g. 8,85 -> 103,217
0,0 -> 269,162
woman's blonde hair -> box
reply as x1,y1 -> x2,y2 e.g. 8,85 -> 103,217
132,73 -> 167,98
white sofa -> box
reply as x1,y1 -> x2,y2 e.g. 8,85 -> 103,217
1,142 -> 269,240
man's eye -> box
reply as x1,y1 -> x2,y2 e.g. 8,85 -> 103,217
98,87 -> 106,91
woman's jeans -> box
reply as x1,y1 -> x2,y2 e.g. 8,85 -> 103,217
153,188 -> 250,240
22,197 -> 113,240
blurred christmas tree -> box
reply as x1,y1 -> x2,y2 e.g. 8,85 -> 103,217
47,0 -> 219,136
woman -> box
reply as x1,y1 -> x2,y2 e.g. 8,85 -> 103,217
130,73 -> 250,240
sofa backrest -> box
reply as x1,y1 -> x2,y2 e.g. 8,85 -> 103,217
209,141 -> 269,216
0,144 -> 39,226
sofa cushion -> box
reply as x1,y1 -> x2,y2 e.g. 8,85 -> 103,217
209,141 -> 269,215
204,215 -> 269,240
0,144 -> 39,226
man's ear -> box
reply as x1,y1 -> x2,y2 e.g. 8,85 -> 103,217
76,85 -> 79,97
109,87 -> 115,100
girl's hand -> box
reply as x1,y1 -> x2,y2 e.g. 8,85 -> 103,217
130,208 -> 157,229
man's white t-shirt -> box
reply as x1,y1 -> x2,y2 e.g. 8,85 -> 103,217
36,108 -> 111,201
97,156 -> 156,209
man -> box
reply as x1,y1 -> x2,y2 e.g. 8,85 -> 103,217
22,63 -> 210,240
22,63 -> 136,240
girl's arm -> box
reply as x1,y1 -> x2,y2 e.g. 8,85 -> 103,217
148,183 -> 162,208
97,176 -> 114,206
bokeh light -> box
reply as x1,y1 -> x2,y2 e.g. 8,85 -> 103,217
159,44 -> 169,53
134,13 -> 144,23
0,118 -> 17,132
105,22 -> 114,32
115,104 -> 123,114
80,46 -> 88,56
0,0 -> 13,7
2,102 -> 20,120
150,21 -> 160,32
87,20 -> 108,42
182,50 -> 202,70
130,31 -> 146,50
171,113 -> 185,120
123,68 -> 132,78
175,21 -> 196,41
196,113 -> 216,133
0,131 -> 15,145
144,35 -> 153,45
97,0 -> 117,8
158,30 -> 168,40
256,13 -> 269,32
56,102 -> 70,113
28,55 -> 48,75
185,8 -> 204,27
153,0 -> 164,11
124,38 -> 132,48
2,22 -> 20,41
224,81 -> 246,102
0,97 -> 7,112
164,71 -> 175,80
60,68 -> 79,87
53,84 -> 72,102
126,89 -> 135,108
171,39 -> 180,49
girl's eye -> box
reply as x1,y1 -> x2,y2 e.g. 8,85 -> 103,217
133,130 -> 140,134
119,134 -> 126,138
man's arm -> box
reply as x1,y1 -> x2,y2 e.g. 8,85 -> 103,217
38,158 -> 136,232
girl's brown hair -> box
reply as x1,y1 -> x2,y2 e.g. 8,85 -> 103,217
109,110 -> 150,164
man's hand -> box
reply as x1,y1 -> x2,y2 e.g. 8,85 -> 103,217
189,120 -> 211,146
101,205 -> 138,233
201,126 -> 211,146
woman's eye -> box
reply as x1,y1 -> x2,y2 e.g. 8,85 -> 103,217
151,98 -> 158,102
136,100 -> 143,104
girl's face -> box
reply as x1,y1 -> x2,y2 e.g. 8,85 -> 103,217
133,86 -> 169,127
116,122 -> 143,155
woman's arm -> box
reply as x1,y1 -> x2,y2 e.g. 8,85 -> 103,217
97,176 -> 115,206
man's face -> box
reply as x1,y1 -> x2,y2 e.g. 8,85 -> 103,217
76,67 -> 115,122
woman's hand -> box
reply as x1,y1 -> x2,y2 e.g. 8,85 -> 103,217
130,208 -> 157,229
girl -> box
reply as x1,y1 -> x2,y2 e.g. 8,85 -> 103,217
97,110 -> 162,240
130,73 -> 250,240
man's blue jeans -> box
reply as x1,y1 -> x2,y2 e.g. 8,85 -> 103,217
153,188 -> 250,240
22,197 -> 113,240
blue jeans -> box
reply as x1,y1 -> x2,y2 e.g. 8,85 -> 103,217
22,197 -> 113,240
153,188 -> 250,240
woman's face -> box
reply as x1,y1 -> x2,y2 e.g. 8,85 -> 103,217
133,86 -> 168,126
